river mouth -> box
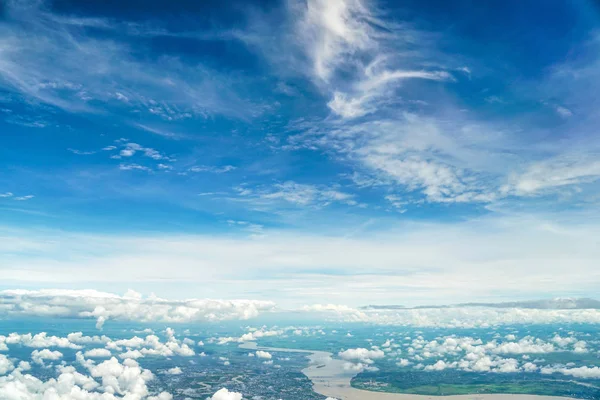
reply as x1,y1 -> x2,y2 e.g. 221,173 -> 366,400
239,342 -> 577,400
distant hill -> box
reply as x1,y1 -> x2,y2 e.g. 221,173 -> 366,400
361,297 -> 600,310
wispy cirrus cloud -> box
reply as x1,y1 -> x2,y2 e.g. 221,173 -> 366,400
235,181 -> 359,208
293,0 -> 453,119
189,165 -> 237,174
0,0 -> 263,122
253,0 -> 600,208
0,192 -> 34,201
286,112 -> 510,204
502,156 -> 600,197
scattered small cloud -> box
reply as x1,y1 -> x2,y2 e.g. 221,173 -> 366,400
68,148 -> 96,155
119,164 -> 152,172
14,195 -> 35,201
189,165 -> 237,174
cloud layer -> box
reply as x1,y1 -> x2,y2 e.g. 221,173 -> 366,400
0,289 -> 275,328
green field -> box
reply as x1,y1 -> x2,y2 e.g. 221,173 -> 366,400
352,371 -> 600,399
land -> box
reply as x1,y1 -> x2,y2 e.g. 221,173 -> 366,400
240,343 -> 583,400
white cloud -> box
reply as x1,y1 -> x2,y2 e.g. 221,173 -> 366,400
0,289 -> 275,328
492,338 -> 555,354
119,163 -> 153,172
292,0 -> 453,120
255,351 -> 272,360
0,0 -> 260,121
573,340 -> 588,353
117,142 -> 171,162
424,360 -> 452,371
68,332 -> 111,345
89,358 -> 155,397
297,0 -> 375,83
327,69 -> 452,119
13,195 -> 34,201
541,365 -> 600,379
503,157 -> 600,196
218,328 -> 282,345
396,358 -> 411,367
273,0 -> 600,207
165,367 -> 182,375
31,349 -> 63,366
84,348 -> 112,358
120,149 -> 136,157
189,165 -> 236,174
120,350 -> 144,360
1,212 -> 599,308
17,361 -> 31,372
338,348 -> 384,364
5,332 -> 82,349
342,361 -> 378,373
551,335 -> 576,347
287,112 -> 506,204
236,181 -> 356,208
210,388 -> 243,400
523,362 -> 538,372
305,305 -> 600,328
383,332 -> 596,376
68,148 -> 96,155
555,105 -> 573,118
0,355 -> 13,375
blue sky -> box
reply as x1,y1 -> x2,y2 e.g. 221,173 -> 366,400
1,0 -> 600,306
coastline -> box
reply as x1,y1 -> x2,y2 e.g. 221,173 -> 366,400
239,342 -> 576,400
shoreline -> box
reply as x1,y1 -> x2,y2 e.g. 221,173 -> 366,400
239,342 -> 577,400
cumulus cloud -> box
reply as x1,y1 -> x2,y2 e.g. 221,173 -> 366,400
4,332 -> 82,349
396,333 -> 592,376
106,331 -> 195,358
0,327 -> 211,386
165,367 -> 182,375
304,304 -> 600,328
492,337 -> 555,354
424,360 -> 451,371
84,348 -> 113,358
31,349 -> 63,366
0,355 -> 14,375
396,358 -> 411,367
217,328 -> 283,345
338,348 -> 384,364
255,351 -> 272,360
3,353 -> 173,399
210,388 -> 243,400
0,289 -> 275,328
541,365 -> 600,379
342,361 -> 378,373
120,350 -> 144,360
